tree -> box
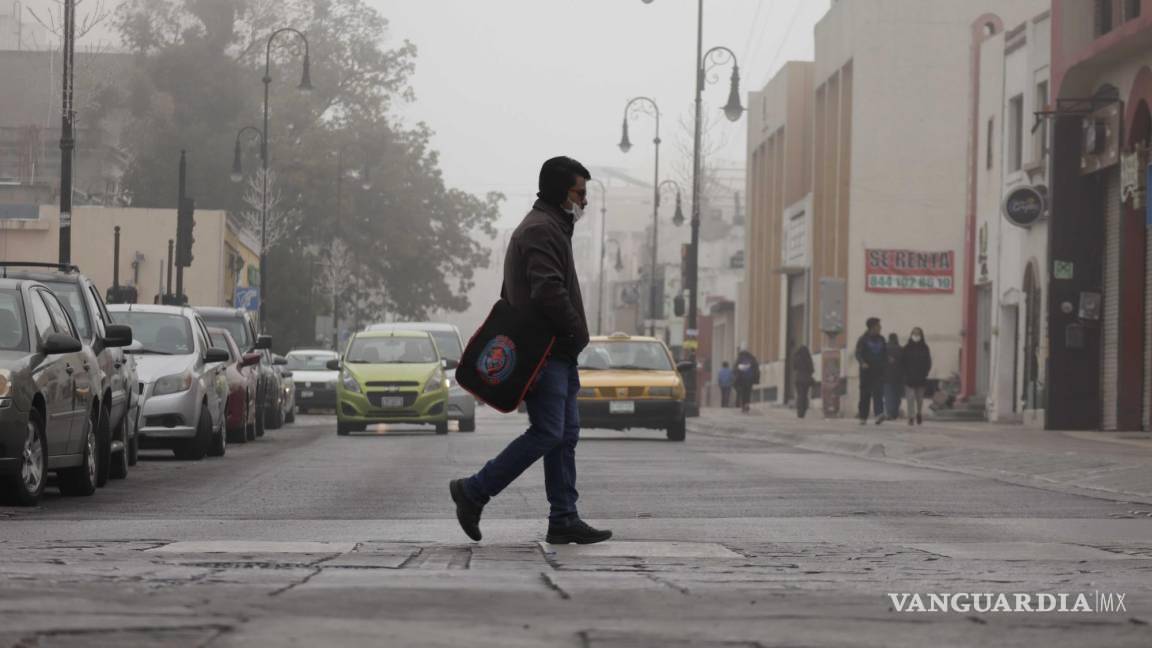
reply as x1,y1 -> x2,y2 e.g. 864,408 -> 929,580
237,169 -> 301,253
111,0 -> 501,345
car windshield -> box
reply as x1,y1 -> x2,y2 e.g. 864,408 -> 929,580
0,289 -> 29,352
579,341 -> 673,371
347,336 -> 437,364
430,331 -> 462,362
113,312 -> 194,355
200,315 -> 252,350
287,352 -> 337,370
42,280 -> 91,340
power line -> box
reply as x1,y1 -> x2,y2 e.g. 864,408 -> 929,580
763,0 -> 806,81
740,0 -> 771,65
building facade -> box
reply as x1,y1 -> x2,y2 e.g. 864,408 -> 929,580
1047,0 -> 1152,431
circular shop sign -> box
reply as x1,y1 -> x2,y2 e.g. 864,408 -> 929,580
1003,185 -> 1047,228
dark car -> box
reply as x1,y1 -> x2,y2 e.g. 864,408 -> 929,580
1,263 -> 137,484
194,307 -> 281,434
207,327 -> 261,444
0,278 -> 119,505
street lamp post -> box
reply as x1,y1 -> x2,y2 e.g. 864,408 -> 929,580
588,178 -> 609,335
619,96 -> 662,337
57,0 -> 75,264
600,238 -> 625,333
331,145 -> 373,352
641,0 -> 744,414
257,27 -> 312,331
656,179 -> 685,228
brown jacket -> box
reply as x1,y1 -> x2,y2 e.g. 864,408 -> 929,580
502,200 -> 589,361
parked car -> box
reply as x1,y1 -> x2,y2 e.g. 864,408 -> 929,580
0,278 -> 108,505
207,327 -> 262,444
365,322 -> 475,432
286,349 -> 338,413
576,333 -> 691,441
110,305 -> 229,460
333,330 -> 453,436
1,263 -> 138,484
195,307 -> 278,435
273,354 -> 296,424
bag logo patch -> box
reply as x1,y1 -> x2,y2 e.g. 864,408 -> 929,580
477,335 -> 517,385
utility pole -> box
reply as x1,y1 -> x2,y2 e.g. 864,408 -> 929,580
57,0 -> 75,264
166,239 -> 174,298
175,151 -> 186,302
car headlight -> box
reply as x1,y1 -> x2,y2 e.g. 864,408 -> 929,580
424,372 -> 446,393
648,386 -> 675,398
341,370 -> 361,393
0,369 -> 10,398
154,372 -> 193,396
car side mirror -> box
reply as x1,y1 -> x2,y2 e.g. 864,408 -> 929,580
256,335 -> 273,350
241,352 -> 261,367
205,347 -> 231,363
41,333 -> 82,355
676,361 -> 696,373
442,358 -> 460,370
273,356 -> 288,366
103,324 -> 133,348
326,359 -> 341,371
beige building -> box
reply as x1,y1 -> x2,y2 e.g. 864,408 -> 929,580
744,0 -> 1045,417
0,205 -> 257,308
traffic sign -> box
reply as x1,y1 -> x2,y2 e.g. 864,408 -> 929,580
235,287 -> 260,312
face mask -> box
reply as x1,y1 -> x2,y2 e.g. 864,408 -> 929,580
566,202 -> 585,223
911,334 -> 922,343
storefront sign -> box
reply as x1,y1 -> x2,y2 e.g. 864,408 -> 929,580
865,249 -> 955,294
782,207 -> 809,269
1002,185 -> 1047,227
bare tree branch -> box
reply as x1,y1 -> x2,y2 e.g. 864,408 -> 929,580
237,169 -> 303,252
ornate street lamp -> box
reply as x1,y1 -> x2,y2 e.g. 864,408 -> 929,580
618,96 -> 662,337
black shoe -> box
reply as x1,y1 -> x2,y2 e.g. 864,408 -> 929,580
449,479 -> 483,542
545,518 -> 613,545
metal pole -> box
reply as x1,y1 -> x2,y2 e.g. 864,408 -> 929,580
650,120 -> 661,338
166,239 -> 174,298
333,149 -> 342,352
686,0 -> 705,410
260,72 -> 270,330
112,226 -> 120,289
589,178 -> 607,335
57,0 -> 75,264
176,150 -> 186,302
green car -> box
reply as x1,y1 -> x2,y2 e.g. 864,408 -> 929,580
332,330 -> 454,436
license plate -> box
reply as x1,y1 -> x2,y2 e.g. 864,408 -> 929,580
609,400 -> 635,414
301,390 -> 314,399
378,396 -> 404,408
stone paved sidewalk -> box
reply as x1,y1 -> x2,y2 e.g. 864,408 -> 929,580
690,407 -> 1152,503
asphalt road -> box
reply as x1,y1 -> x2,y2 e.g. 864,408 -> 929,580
1,410 -> 1150,647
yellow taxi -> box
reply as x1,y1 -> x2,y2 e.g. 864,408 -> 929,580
576,333 -> 691,441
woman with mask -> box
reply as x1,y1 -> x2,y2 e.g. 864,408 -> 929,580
901,327 -> 932,426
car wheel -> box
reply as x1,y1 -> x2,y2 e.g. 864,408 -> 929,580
110,408 -> 130,480
254,388 -> 266,438
227,394 -> 247,444
95,403 -> 112,488
175,404 -> 210,461
285,404 -> 295,424
208,421 -> 227,458
435,420 -> 449,436
458,417 -> 476,433
666,417 -> 687,442
59,409 -> 99,496
126,407 -> 139,466
3,411 -> 46,506
266,398 -> 284,430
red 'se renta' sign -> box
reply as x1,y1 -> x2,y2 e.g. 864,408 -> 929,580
865,249 -> 955,294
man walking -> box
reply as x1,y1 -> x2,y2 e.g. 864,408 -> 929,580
717,361 -> 734,408
450,156 -> 612,545
855,317 -> 886,424
734,346 -> 760,414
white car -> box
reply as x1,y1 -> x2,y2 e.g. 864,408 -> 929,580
364,322 -> 476,432
109,305 -> 229,460
286,349 -> 339,413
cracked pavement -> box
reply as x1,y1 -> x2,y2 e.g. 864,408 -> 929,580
1,411 -> 1151,647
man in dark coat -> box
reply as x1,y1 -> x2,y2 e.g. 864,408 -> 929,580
450,157 -> 611,545
734,346 -> 760,413
855,317 -> 886,424
792,345 -> 815,418
883,333 -> 904,421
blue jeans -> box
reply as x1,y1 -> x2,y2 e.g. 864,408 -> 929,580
464,359 -> 580,522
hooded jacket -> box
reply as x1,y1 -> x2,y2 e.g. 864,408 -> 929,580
502,199 -> 590,362
901,339 -> 932,387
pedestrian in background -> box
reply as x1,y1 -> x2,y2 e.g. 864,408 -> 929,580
717,361 -> 734,408
883,333 -> 904,422
792,344 -> 815,419
854,317 -> 886,425
734,346 -> 760,414
901,326 -> 932,426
